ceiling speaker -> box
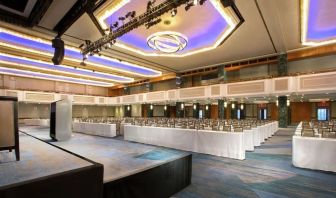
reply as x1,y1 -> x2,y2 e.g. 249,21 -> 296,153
52,37 -> 64,65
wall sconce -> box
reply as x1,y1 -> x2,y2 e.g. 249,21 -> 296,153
181,103 -> 184,109
164,105 -> 167,110
224,101 -> 227,108
240,104 -> 244,110
287,99 -> 290,107
205,105 -> 209,110
231,103 -> 235,109
150,104 -> 153,110
193,104 -> 197,110
127,106 -> 130,111
276,100 -> 279,107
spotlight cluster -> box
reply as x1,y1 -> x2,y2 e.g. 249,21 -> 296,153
185,0 -> 207,11
79,0 -> 213,60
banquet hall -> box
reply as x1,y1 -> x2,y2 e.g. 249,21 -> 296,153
0,0 -> 336,197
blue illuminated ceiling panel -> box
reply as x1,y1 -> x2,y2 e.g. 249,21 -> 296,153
0,53 -> 133,83
301,0 -> 336,46
95,0 -> 241,57
0,67 -> 113,87
0,28 -> 162,77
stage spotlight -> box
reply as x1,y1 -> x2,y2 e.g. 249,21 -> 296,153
193,0 -> 198,5
171,8 -> 177,17
185,4 -> 191,11
147,1 -> 152,10
106,43 -> 112,48
130,11 -> 136,18
199,0 -> 206,5
80,56 -> 87,66
147,0 -> 156,10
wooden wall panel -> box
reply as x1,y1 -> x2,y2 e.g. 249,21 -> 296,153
211,105 -> 218,119
332,102 -> 336,119
269,103 -> 278,120
290,102 -> 312,123
170,106 -> 176,118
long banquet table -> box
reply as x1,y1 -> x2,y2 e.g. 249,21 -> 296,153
72,122 -> 116,137
124,125 -> 245,160
292,122 -> 336,172
124,121 -> 278,160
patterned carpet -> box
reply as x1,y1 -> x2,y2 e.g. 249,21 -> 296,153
19,126 -> 189,183
0,133 -> 92,187
16,126 -> 336,197
174,128 -> 336,198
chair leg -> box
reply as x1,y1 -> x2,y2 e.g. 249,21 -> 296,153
15,148 -> 20,161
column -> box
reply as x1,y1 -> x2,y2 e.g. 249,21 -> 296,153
176,102 -> 185,118
145,82 -> 153,92
278,53 -> 288,76
192,103 -> 200,119
278,96 -> 288,128
218,65 -> 227,83
218,99 -> 225,119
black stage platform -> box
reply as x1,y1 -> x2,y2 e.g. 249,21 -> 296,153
0,126 -> 191,198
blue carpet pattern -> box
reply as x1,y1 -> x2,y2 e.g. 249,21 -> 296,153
18,126 -> 336,197
0,133 -> 92,187
20,126 -> 188,183
174,129 -> 336,198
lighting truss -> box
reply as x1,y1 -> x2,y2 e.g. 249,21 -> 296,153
81,0 -> 243,57
81,0 -> 191,55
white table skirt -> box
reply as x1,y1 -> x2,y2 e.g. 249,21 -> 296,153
244,129 -> 254,151
293,136 -> 336,172
72,122 -> 116,137
124,125 -> 245,160
24,119 -> 50,127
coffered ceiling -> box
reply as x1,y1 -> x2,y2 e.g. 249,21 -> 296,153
0,0 -> 335,87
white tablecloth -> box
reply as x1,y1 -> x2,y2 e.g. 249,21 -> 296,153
251,122 -> 278,147
24,119 -> 50,127
124,125 -> 245,160
243,129 -> 254,151
123,121 -> 278,159
72,122 -> 116,137
293,136 -> 336,172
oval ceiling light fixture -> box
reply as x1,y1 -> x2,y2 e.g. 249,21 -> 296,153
147,31 -> 188,53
